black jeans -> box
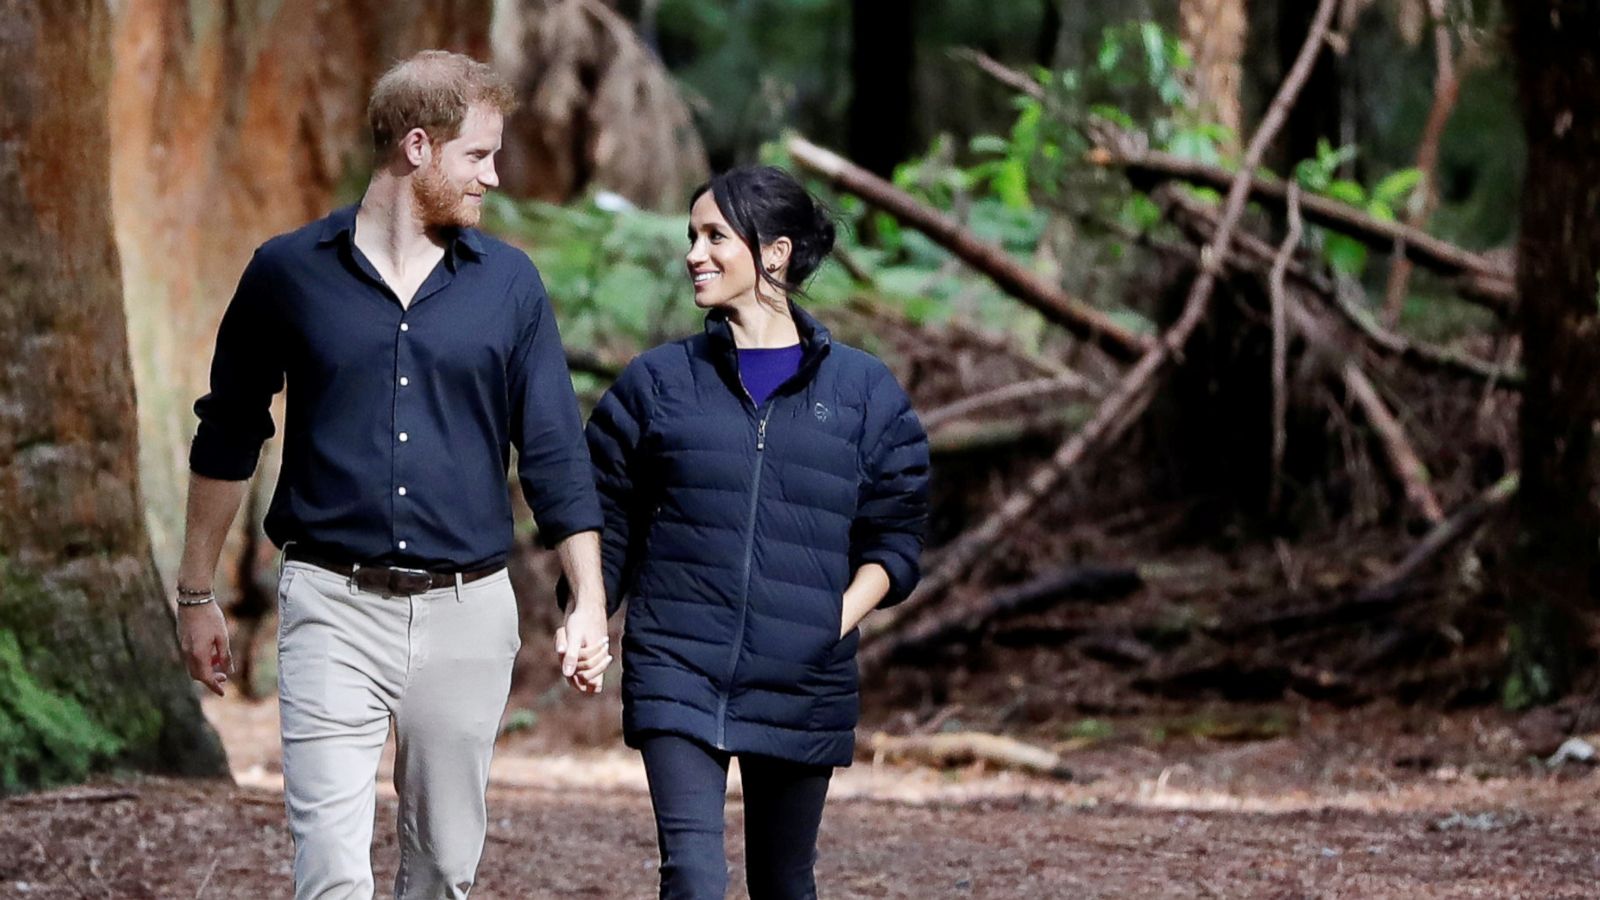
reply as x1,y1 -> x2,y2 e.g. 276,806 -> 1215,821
639,733 -> 833,900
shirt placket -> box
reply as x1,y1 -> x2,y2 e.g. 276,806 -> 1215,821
392,312 -> 414,555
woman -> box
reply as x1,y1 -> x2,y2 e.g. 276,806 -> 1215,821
584,166 -> 930,898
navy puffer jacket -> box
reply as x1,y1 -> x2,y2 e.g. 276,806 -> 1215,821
586,304 -> 929,766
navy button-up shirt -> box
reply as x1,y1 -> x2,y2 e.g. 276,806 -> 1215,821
190,205 -> 602,571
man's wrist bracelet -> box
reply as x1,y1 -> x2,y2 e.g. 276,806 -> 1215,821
176,584 -> 213,597
175,593 -> 216,607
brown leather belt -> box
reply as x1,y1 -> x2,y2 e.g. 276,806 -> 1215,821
285,546 -> 501,596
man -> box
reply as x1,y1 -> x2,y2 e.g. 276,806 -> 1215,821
173,50 -> 612,899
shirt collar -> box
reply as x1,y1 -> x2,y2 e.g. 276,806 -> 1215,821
316,203 -> 486,261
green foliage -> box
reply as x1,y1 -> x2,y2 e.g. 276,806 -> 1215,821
0,557 -> 178,794
0,630 -> 124,794
1292,139 -> 1424,276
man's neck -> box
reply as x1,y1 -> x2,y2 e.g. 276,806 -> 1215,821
354,175 -> 447,275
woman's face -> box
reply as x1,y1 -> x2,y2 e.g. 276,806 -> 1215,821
686,192 -> 760,310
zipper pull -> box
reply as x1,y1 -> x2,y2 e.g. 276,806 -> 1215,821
757,417 -> 767,451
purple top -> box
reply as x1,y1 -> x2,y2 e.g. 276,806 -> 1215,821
737,344 -> 803,407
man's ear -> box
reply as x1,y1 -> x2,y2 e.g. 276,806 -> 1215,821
399,127 -> 432,169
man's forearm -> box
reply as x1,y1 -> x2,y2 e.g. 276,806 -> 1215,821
176,472 -> 250,593
555,529 -> 607,611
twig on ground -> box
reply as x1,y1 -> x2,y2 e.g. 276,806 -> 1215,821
867,731 -> 1074,780
5,789 -> 138,806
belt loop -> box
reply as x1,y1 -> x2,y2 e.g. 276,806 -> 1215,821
454,572 -> 464,603
348,562 -> 362,596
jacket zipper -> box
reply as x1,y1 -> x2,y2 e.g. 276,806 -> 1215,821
715,401 -> 771,749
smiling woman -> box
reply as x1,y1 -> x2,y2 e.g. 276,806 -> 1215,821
582,165 -> 930,898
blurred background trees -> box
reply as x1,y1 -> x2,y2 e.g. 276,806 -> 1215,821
6,0 -> 1598,792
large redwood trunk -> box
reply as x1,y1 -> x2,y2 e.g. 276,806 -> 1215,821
1495,0 -> 1600,703
110,0 -> 497,590
0,0 -> 228,792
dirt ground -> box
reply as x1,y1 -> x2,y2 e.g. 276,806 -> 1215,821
5,694 -> 1600,898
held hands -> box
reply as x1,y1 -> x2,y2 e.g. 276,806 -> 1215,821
555,599 -> 613,694
177,601 -> 233,696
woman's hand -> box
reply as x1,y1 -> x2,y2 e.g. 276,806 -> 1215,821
556,600 -> 613,693
839,563 -> 891,639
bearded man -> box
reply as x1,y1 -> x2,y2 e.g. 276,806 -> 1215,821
171,50 -> 613,899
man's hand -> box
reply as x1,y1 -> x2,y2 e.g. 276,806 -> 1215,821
555,599 -> 612,694
177,602 -> 232,696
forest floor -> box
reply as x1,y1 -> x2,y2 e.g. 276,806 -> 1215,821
5,692 -> 1600,898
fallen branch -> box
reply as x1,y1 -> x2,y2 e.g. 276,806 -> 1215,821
921,371 -> 1102,430
950,47 -> 1515,314
861,0 -> 1342,667
1327,276 -> 1522,388
1362,472 -> 1518,601
866,731 -> 1074,780
949,48 -> 1042,100
1268,181 -> 1304,514
1161,188 -> 1521,389
5,788 -> 139,806
1339,362 -> 1446,524
789,135 -> 1150,362
928,409 -> 1083,456
1094,149 -> 1516,314
1381,0 -> 1465,325
839,296 -> 1079,381
880,564 -> 1142,663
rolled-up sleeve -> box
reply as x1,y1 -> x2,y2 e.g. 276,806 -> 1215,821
190,249 -> 284,481
509,270 -> 603,547
850,369 -> 930,608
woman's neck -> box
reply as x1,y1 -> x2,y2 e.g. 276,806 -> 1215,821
725,294 -> 800,349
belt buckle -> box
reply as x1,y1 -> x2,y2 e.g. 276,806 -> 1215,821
389,567 -> 434,596
349,564 -> 434,597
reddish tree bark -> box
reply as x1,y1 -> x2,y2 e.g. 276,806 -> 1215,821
0,0 -> 228,792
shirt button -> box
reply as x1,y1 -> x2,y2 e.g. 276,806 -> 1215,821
400,323 -> 410,332
397,486 -> 407,496
398,432 -> 409,442
398,540 -> 408,550
399,376 -> 409,386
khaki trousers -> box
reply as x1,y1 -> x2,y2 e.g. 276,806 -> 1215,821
276,561 -> 520,899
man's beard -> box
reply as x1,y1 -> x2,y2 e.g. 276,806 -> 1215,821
412,161 -> 480,229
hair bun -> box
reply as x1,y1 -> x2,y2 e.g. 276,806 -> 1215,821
810,205 -> 837,255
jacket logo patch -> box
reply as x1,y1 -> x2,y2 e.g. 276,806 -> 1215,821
813,402 -> 830,422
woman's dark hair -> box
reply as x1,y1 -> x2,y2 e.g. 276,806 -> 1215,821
691,166 -> 837,300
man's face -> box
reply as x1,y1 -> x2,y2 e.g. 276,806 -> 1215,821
412,103 -> 503,229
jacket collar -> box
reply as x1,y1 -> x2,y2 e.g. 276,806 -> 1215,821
703,301 -> 833,405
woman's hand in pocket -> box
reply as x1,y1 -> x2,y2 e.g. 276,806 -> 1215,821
840,564 -> 892,639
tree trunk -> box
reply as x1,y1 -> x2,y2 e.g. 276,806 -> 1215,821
1495,0 -> 1600,704
1179,0 -> 1247,152
492,0 -> 708,208
0,0 -> 229,793
110,0 -> 495,592
848,0 -> 915,179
